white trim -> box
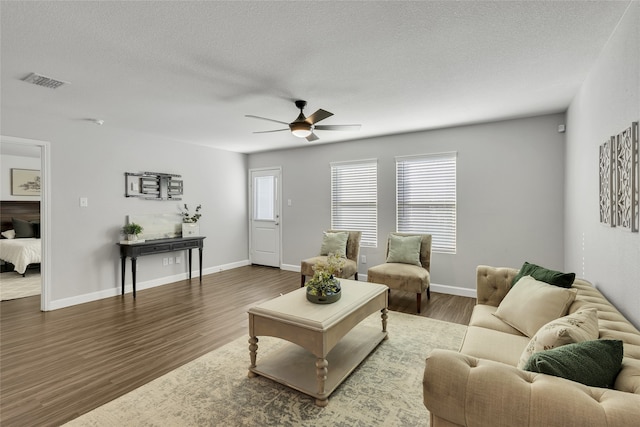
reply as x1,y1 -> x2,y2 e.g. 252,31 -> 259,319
281,263 -> 300,272
48,259 -> 250,310
330,158 -> 378,167
1,135 -> 52,311
429,283 -> 477,298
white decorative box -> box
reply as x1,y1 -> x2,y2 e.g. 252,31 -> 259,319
182,223 -> 200,237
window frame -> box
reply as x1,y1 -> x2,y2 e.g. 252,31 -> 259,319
330,159 -> 378,248
395,152 -> 457,254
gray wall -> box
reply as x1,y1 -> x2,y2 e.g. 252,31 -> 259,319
565,2 -> 639,327
1,112 -> 248,305
248,113 -> 567,294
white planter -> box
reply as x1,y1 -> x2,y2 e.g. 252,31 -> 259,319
182,223 -> 200,237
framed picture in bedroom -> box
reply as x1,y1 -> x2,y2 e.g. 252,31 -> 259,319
11,169 -> 41,196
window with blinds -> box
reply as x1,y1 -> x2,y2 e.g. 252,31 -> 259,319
330,160 -> 378,248
396,152 -> 457,254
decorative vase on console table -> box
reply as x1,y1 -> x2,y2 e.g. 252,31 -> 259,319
305,253 -> 345,304
180,204 -> 202,237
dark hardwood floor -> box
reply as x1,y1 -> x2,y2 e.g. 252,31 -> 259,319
0,266 -> 475,426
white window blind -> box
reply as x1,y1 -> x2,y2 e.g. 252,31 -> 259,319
396,152 -> 456,254
331,160 -> 377,247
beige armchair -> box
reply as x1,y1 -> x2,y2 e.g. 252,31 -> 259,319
300,230 -> 361,286
367,233 -> 431,313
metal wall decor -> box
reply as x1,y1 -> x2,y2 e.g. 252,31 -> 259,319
599,121 -> 638,232
125,172 -> 183,200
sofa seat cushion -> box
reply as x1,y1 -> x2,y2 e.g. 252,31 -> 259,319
300,256 -> 357,280
469,304 -> 524,336
460,325 -> 530,366
367,262 -> 430,293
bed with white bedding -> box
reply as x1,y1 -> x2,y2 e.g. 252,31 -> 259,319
1,201 -> 41,275
0,238 -> 41,275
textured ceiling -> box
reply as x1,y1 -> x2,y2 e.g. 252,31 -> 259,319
0,1 -> 631,153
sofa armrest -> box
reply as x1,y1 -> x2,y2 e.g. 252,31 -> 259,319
423,349 -> 640,427
476,265 -> 518,307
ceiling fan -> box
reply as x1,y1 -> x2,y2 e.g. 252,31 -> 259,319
245,100 -> 361,142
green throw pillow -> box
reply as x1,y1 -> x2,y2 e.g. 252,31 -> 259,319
523,339 -> 623,388
386,234 -> 422,266
320,232 -> 349,257
512,261 -> 575,288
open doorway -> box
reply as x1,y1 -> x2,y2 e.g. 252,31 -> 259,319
0,136 -> 50,310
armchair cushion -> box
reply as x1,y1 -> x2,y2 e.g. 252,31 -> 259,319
320,231 -> 349,257
301,256 -> 358,280
367,262 -> 430,294
386,234 -> 422,266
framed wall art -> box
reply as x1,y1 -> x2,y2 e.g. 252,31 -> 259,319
11,168 -> 41,196
599,136 -> 615,227
614,121 -> 638,231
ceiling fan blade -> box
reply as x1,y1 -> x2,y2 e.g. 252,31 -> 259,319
314,124 -> 361,131
306,133 -> 319,142
305,109 -> 333,125
253,129 -> 289,134
245,115 -> 289,125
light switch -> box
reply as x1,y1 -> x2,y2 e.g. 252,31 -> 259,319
79,197 -> 88,207
287,199 -> 292,207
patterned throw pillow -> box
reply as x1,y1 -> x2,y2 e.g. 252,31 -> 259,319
517,308 -> 599,369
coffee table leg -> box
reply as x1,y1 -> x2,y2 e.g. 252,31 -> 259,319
248,336 -> 259,378
381,308 -> 389,339
315,358 -> 329,407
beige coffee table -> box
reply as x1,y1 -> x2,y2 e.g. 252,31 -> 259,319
248,279 -> 389,406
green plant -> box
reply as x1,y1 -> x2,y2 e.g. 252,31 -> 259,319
181,204 -> 202,223
306,253 -> 346,296
122,222 -> 143,235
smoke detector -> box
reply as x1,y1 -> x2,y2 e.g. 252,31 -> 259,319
21,72 -> 69,89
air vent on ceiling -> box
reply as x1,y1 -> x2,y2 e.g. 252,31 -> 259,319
22,72 -> 69,89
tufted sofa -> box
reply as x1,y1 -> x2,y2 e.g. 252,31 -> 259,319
423,265 -> 640,427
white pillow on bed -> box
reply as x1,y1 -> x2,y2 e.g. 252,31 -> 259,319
1,229 -> 16,239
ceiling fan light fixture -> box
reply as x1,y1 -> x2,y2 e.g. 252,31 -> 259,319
290,122 -> 313,138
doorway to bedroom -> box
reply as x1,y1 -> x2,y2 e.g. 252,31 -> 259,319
0,136 -> 50,310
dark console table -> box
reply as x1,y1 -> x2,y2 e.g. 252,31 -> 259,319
117,236 -> 206,298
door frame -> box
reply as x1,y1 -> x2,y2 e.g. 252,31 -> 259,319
1,135 -> 51,311
248,166 -> 282,268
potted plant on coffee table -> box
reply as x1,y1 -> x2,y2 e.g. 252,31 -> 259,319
305,253 -> 346,304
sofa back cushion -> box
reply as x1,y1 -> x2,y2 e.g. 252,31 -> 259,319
493,276 -> 577,337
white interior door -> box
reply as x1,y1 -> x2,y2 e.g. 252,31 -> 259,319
250,168 -> 281,267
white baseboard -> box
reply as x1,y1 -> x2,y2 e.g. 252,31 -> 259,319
48,259 -> 251,310
429,283 -> 477,299
281,263 -> 300,272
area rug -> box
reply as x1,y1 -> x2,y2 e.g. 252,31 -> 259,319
65,311 -> 466,427
0,271 -> 40,301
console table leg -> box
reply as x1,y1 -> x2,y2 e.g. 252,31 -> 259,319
248,336 -> 259,378
120,256 -> 126,296
198,248 -> 203,283
131,257 -> 137,298
315,357 -> 329,406
188,249 -> 193,280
